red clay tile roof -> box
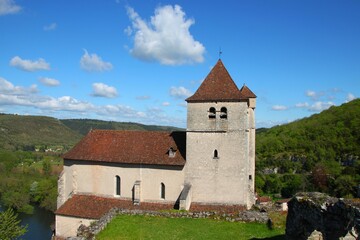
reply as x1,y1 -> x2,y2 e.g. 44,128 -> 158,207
55,194 -> 175,219
62,130 -> 186,166
186,59 -> 256,102
239,84 -> 257,98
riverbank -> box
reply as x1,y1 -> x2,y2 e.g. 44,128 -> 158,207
0,205 -> 54,240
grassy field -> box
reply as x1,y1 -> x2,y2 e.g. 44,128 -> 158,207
96,214 -> 285,240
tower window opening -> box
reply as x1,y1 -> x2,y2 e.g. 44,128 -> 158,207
220,107 -> 227,119
208,107 -> 216,119
213,149 -> 219,159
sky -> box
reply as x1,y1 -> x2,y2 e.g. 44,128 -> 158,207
0,0 -> 359,128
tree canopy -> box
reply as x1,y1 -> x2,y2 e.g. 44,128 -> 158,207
256,99 -> 360,198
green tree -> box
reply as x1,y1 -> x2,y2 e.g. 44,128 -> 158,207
255,174 -> 265,195
334,175 -> 356,197
0,208 -> 27,240
42,159 -> 51,176
263,174 -> 282,194
2,189 -> 33,214
281,174 -> 303,198
30,178 -> 58,211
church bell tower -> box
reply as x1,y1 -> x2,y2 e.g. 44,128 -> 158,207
184,59 -> 256,209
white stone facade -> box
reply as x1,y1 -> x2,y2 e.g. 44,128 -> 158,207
58,160 -> 184,207
185,101 -> 256,208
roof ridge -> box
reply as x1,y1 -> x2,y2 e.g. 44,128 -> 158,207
89,129 -> 173,134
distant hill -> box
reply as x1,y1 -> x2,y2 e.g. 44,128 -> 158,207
0,114 -> 183,151
256,98 -> 360,165
60,119 -> 183,136
0,114 -> 82,151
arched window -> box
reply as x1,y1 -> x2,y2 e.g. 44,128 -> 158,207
160,182 -> 165,199
208,107 -> 216,119
213,149 -> 219,159
220,107 -> 227,119
115,175 -> 121,196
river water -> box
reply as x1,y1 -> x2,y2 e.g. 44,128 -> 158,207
0,205 -> 54,240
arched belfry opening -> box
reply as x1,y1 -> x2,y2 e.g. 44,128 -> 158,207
209,107 -> 216,119
220,107 -> 227,119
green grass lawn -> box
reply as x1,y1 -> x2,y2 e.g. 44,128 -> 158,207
96,215 -> 285,240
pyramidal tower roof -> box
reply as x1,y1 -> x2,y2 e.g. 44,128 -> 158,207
186,59 -> 256,102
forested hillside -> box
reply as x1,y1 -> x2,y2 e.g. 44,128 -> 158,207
0,115 -> 183,151
60,119 -> 183,136
0,114 -> 82,151
256,99 -> 360,198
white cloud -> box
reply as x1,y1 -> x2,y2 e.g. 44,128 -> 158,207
294,99 -> 334,112
0,77 -> 38,94
295,102 -> 309,108
91,83 -> 118,98
346,93 -> 356,102
99,104 -> 147,119
126,5 -> 205,65
0,78 -> 187,126
44,23 -> 57,31
39,96 -> 94,112
124,26 -> 132,36
306,90 -> 316,98
309,101 -> 334,112
169,86 -> 192,99
9,56 -> 50,72
0,78 -> 94,112
305,90 -> 325,101
162,102 -> 170,106
136,95 -> 151,100
39,77 -> 60,87
0,0 -> 21,16
271,105 -> 288,111
80,49 -> 113,72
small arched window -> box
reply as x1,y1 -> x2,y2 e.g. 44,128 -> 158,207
115,175 -> 121,196
220,107 -> 227,119
208,107 -> 216,119
213,149 -> 219,159
160,182 -> 165,199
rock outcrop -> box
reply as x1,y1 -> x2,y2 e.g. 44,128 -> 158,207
286,192 -> 360,240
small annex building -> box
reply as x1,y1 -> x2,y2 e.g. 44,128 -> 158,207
55,59 -> 257,238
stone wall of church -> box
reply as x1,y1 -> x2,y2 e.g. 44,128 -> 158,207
55,215 -> 95,238
185,101 -> 255,208
60,160 -> 184,204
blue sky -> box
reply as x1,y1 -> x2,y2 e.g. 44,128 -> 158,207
0,0 -> 359,128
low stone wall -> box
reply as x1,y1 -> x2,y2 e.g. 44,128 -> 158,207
73,208 -> 269,239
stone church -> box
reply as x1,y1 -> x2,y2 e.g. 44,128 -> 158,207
55,59 -> 257,238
